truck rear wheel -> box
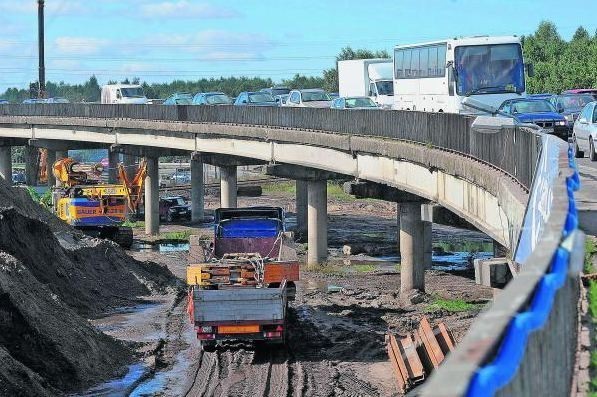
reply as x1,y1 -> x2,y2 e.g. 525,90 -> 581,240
201,341 -> 217,352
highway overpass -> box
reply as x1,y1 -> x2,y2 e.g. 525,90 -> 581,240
0,104 -> 584,396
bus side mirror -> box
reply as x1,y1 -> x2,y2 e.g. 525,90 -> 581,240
525,63 -> 535,77
447,65 -> 455,96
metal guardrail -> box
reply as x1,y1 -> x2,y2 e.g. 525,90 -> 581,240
0,104 -> 540,190
0,104 -> 581,396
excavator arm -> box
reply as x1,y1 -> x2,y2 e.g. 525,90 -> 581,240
117,159 -> 147,213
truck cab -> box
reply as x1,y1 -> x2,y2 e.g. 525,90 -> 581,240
101,84 -> 148,104
338,59 -> 394,109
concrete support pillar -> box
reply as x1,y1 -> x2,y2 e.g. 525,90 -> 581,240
423,221 -> 433,270
46,150 -> 56,188
220,165 -> 237,208
108,150 -> 119,184
25,146 -> 39,186
144,156 -> 159,236
295,179 -> 308,239
123,154 -> 137,182
0,146 -> 12,181
191,154 -> 204,223
307,180 -> 327,267
400,202 -> 425,295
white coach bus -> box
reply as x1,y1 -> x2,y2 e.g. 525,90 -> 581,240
392,36 -> 529,113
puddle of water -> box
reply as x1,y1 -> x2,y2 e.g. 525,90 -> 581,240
132,241 -> 190,253
75,363 -> 150,397
92,302 -> 167,343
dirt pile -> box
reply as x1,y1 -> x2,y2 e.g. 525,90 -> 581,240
0,178 -> 180,394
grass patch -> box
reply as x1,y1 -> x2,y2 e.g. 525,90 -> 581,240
353,264 -> 376,273
309,264 -> 344,276
122,220 -> 145,228
159,230 -> 193,241
585,238 -> 597,273
262,181 -> 295,194
327,182 -> 356,201
425,296 -> 477,313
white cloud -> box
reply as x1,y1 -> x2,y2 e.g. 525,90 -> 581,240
140,1 -> 240,19
0,1 -> 87,15
53,37 -> 109,55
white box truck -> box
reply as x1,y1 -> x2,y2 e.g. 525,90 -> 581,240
100,84 -> 148,104
338,59 -> 394,108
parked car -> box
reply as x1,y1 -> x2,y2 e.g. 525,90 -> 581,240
328,92 -> 340,99
528,93 -> 554,100
562,89 -> 597,100
549,93 -> 594,131
259,87 -> 291,96
497,98 -> 568,140
192,92 -> 233,105
22,98 -> 45,104
159,196 -> 191,222
284,89 -> 332,108
159,171 -> 191,188
0,99 -> 9,104
45,97 -> 70,103
234,92 -> 277,106
331,96 -> 380,110
163,93 -> 193,105
572,101 -> 597,160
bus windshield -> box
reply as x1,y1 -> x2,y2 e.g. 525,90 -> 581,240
455,43 -> 524,96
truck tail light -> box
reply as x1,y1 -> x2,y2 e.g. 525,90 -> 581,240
198,333 -> 216,340
275,325 -> 283,331
264,331 -> 282,339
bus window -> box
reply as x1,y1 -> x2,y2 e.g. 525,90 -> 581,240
403,49 -> 412,78
419,47 -> 429,78
394,50 -> 404,78
411,48 -> 420,77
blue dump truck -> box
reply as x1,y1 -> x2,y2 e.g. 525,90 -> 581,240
187,207 -> 299,351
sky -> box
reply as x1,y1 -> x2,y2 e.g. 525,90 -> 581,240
0,0 -> 595,93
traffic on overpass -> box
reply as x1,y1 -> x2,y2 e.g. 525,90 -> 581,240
0,1 -> 594,396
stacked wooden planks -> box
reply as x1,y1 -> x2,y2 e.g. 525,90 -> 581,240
386,316 -> 456,394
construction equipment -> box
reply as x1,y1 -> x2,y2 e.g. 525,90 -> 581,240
51,157 -> 146,248
187,207 -> 299,351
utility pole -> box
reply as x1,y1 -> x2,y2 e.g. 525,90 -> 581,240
37,0 -> 45,98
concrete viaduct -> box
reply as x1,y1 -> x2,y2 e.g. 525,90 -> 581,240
0,106 -> 528,295
0,104 -> 583,395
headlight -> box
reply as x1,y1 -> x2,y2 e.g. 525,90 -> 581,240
556,120 -> 566,126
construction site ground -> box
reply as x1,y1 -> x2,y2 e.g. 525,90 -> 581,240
115,185 -> 494,396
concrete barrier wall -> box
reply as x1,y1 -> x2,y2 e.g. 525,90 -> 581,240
421,137 -> 583,396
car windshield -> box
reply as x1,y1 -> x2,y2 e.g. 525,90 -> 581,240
302,91 -> 330,102
175,97 -> 192,105
206,94 -> 232,104
558,95 -> 593,111
248,93 -> 275,103
455,43 -> 525,96
510,100 -> 555,114
120,87 -> 145,97
345,98 -> 377,108
376,81 -> 394,96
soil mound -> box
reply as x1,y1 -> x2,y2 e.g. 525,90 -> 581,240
0,178 -> 180,394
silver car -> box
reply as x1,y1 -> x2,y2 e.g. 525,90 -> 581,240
573,101 -> 597,160
284,89 -> 332,108
331,96 -> 380,110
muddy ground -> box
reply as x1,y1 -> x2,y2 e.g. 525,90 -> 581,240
108,185 -> 494,397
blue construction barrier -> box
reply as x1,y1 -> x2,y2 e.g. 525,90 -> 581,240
466,146 -> 580,397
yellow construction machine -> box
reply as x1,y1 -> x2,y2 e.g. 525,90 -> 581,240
51,157 -> 146,248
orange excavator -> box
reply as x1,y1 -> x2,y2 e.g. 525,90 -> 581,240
51,157 -> 147,248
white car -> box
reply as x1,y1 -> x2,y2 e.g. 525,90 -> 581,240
573,101 -> 597,161
283,89 -> 332,108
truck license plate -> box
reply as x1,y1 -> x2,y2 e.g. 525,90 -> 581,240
218,325 -> 260,334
